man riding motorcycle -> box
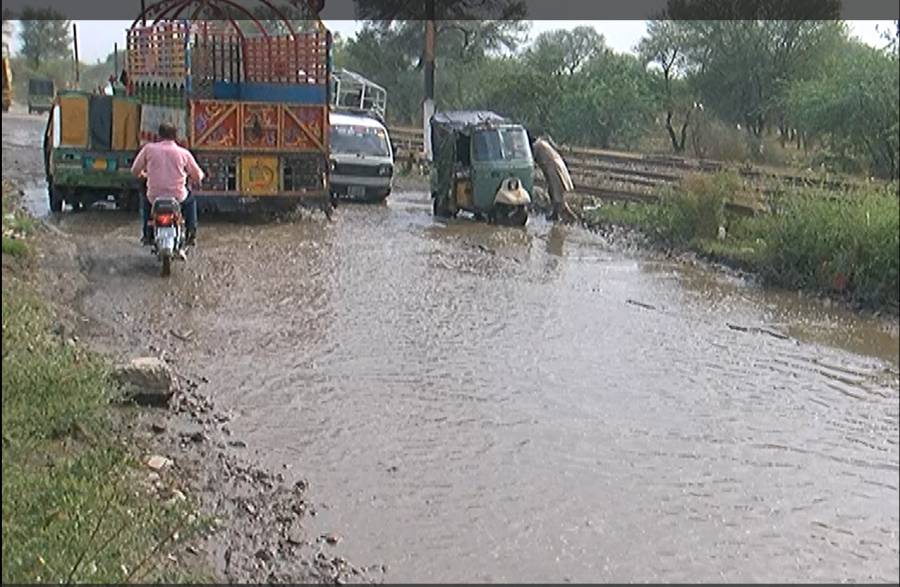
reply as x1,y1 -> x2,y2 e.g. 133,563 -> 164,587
131,122 -> 204,246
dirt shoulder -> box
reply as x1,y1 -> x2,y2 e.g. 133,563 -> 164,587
2,112 -> 382,584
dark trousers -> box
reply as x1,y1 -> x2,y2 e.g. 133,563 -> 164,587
142,193 -> 197,239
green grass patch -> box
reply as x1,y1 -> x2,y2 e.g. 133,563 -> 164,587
757,183 -> 900,310
2,184 -> 35,258
2,236 -> 28,257
2,183 -> 208,583
1,295 -> 207,584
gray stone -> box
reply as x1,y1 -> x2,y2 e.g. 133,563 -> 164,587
116,357 -> 177,406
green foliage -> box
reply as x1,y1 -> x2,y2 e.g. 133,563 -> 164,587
2,237 -> 28,257
758,184 -> 900,308
1,296 -> 201,584
785,41 -> 900,180
586,177 -> 900,312
352,0 -> 528,20
2,188 -> 33,257
649,172 -> 737,246
1,188 -> 205,584
8,52 -> 123,102
645,17 -> 847,137
17,9 -> 72,68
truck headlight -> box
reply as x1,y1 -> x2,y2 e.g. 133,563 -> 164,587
329,160 -> 337,173
378,164 -> 393,177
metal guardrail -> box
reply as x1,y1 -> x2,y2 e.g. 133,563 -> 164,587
387,125 -> 879,214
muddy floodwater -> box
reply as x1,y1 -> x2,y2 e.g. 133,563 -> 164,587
5,111 -> 899,583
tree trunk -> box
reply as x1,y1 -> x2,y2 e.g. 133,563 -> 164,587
665,109 -> 682,153
678,110 -> 692,153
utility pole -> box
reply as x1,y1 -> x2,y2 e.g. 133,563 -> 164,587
72,23 -> 80,89
423,0 -> 435,161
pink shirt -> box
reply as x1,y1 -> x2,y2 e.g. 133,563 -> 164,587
131,140 -> 204,203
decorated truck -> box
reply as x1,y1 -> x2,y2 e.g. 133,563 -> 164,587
125,0 -> 332,214
42,90 -> 145,212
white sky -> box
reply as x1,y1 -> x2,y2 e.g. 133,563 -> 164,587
7,20 -> 894,63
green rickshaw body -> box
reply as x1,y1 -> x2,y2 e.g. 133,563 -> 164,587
470,126 -> 534,210
429,111 -> 534,225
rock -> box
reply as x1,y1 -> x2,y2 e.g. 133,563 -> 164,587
183,430 -> 207,443
150,422 -> 167,434
255,548 -> 274,562
116,357 -> 177,406
147,455 -> 173,471
285,521 -> 305,545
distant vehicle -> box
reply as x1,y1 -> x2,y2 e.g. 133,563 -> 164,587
429,110 -> 534,226
1,57 -> 11,112
42,90 -> 145,212
329,111 -> 394,204
331,68 -> 387,121
27,77 -> 56,114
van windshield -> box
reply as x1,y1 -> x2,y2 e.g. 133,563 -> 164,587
330,124 -> 391,157
472,127 -> 531,162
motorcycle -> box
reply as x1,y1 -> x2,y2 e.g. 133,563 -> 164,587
149,198 -> 188,277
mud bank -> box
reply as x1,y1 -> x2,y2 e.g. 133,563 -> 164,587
2,188 -> 381,583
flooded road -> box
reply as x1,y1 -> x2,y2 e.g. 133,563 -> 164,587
5,111 -> 899,583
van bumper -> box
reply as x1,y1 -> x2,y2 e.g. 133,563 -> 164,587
330,176 -> 392,200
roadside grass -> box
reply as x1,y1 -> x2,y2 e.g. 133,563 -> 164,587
2,183 -> 35,257
586,172 -> 900,312
1,184 -> 209,584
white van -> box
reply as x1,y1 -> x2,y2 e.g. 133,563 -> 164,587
329,111 -> 394,203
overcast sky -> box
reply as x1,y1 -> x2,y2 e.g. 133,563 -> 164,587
7,19 -> 894,64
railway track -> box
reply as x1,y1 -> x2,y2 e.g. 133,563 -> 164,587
387,125 -> 881,215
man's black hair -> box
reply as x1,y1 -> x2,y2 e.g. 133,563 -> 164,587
158,122 -> 177,140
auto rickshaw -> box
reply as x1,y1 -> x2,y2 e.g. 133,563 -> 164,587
429,110 -> 534,226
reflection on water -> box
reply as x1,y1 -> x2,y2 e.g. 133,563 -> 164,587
62,189 -> 900,583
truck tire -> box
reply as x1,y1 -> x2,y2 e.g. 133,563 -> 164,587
48,184 -> 64,213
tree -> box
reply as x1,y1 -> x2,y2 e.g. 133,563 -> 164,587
2,8 -> 14,55
18,8 -> 71,68
353,0 -> 527,21
637,19 -> 698,152
351,0 -> 528,123
339,19 -> 529,124
786,40 -> 900,180
656,0 -> 845,139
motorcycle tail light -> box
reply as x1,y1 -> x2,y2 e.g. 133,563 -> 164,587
155,213 -> 174,226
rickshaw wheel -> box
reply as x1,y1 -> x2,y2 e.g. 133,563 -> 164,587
433,196 -> 456,218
